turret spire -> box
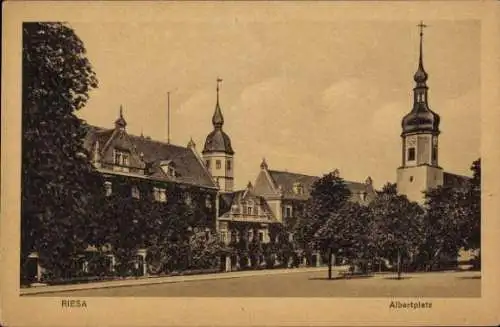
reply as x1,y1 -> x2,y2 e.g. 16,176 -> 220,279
212,77 -> 224,129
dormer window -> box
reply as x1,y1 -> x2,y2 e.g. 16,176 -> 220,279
114,149 -> 129,166
293,182 -> 304,195
113,149 -> 130,172
160,160 -> 176,178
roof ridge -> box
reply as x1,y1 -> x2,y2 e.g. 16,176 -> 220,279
87,124 -> 189,150
129,134 -> 189,150
269,169 -> 367,186
268,169 -> 319,179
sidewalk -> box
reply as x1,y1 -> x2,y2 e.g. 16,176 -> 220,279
20,266 -> 333,296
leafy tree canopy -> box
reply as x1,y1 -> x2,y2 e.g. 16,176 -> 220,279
21,22 -> 100,279
294,170 -> 351,251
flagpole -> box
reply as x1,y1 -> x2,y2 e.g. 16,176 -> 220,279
167,91 -> 170,144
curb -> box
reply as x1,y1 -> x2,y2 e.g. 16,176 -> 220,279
20,266 -> 331,295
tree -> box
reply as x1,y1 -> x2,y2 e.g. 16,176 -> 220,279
294,170 -> 351,256
21,23 -> 100,281
421,185 -> 469,270
315,202 -> 373,279
369,183 -> 425,279
421,158 -> 481,270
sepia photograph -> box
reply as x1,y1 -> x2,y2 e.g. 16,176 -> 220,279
2,1 -> 499,326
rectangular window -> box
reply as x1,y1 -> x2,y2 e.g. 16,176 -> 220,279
408,147 -> 416,161
153,187 -> 166,202
131,186 -> 140,199
259,232 -> 264,242
105,181 -> 112,196
122,153 -> 129,166
284,206 -> 293,218
216,160 -> 221,169
159,189 -> 167,202
432,147 -> 437,162
220,231 -> 227,243
114,151 -> 121,165
205,160 -> 210,168
247,206 -> 253,215
227,160 -> 231,171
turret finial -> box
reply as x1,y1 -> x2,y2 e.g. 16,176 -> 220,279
216,77 -> 223,104
115,105 -> 127,129
260,158 -> 268,170
187,137 -> 196,149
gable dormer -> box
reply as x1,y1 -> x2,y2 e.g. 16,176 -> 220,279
98,106 -> 146,174
293,182 -> 304,195
159,160 -> 177,178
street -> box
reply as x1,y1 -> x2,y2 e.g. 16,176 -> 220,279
33,270 -> 480,297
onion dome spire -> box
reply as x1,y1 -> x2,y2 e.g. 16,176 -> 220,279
115,105 -> 127,129
202,78 -> 234,155
401,21 -> 440,136
212,77 -> 224,129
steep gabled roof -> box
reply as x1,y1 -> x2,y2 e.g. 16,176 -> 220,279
84,125 -> 216,189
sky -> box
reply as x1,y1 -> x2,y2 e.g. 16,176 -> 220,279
72,16 -> 480,190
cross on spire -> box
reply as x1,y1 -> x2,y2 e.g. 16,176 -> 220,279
216,77 -> 223,103
417,21 -> 427,36
216,77 -> 223,91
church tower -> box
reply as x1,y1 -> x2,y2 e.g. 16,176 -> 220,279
397,22 -> 443,203
202,78 -> 235,192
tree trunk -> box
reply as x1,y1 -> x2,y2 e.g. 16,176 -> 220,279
328,248 -> 333,280
397,249 -> 401,280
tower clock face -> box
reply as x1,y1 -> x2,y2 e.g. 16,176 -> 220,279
406,136 -> 417,147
